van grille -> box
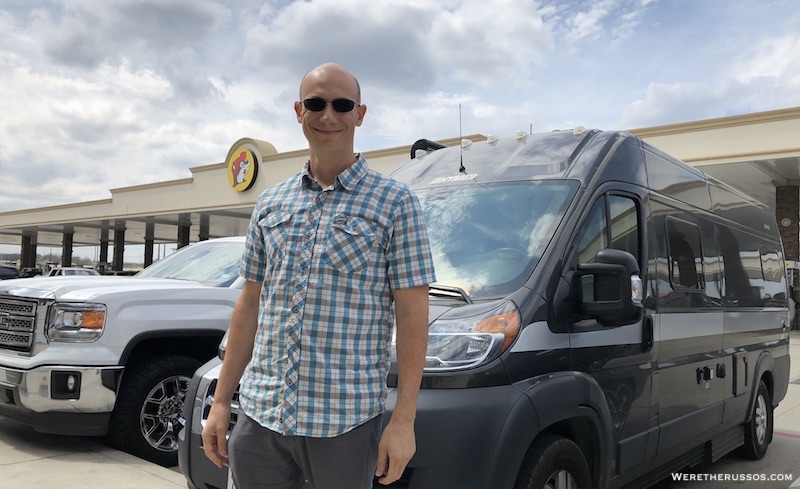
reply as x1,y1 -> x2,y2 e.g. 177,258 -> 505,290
201,379 -> 241,433
0,297 -> 38,352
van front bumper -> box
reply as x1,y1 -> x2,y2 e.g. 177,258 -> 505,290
178,357 -> 227,489
0,364 -> 123,435
178,364 -> 536,489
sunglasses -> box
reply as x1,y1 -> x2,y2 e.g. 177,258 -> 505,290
302,97 -> 358,113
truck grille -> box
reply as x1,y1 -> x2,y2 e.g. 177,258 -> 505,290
0,297 -> 38,352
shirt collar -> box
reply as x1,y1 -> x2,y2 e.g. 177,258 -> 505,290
300,154 -> 367,191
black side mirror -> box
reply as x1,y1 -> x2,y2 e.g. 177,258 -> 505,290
576,249 -> 644,327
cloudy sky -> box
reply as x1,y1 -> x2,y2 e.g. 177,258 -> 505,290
1,0 -> 800,215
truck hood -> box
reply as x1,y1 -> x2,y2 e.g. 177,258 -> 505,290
0,276 -> 224,301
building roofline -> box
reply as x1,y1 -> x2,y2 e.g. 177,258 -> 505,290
630,106 -> 800,138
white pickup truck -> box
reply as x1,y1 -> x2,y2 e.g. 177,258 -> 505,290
0,236 -> 245,466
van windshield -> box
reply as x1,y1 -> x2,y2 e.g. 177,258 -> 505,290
418,181 -> 577,299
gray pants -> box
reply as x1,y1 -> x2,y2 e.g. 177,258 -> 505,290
228,413 -> 383,489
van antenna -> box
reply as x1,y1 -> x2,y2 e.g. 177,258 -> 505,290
459,104 -> 466,173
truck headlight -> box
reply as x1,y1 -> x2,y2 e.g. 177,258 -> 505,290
47,303 -> 107,342
423,302 -> 521,371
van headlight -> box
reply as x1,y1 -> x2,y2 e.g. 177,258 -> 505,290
47,303 -> 107,342
423,302 -> 521,371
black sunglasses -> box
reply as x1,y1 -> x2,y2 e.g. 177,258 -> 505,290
302,97 -> 358,113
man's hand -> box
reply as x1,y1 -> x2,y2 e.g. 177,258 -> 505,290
375,418 -> 416,485
202,402 -> 233,468
201,279 -> 260,468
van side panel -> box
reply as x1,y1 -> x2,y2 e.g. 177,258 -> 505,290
709,179 -> 791,423
648,198 -> 726,454
643,146 -> 712,212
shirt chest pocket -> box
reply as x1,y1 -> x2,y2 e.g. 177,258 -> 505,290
324,216 -> 377,274
259,211 -> 293,263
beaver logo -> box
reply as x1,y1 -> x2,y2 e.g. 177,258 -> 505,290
226,148 -> 258,191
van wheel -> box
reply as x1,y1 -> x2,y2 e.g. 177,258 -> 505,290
515,434 -> 591,489
109,355 -> 201,467
738,379 -> 772,460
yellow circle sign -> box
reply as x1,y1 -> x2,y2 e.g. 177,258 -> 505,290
227,148 -> 258,191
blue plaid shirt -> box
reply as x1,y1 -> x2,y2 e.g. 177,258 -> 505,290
239,155 -> 436,438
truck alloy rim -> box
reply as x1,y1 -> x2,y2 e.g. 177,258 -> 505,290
140,374 -> 192,452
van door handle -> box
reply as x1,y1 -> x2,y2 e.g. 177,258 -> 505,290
641,314 -> 653,352
696,366 -> 714,384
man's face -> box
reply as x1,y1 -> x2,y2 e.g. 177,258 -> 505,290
294,68 -> 366,154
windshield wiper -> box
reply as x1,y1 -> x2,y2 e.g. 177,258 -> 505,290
428,284 -> 472,304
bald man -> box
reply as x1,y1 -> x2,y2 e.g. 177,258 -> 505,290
202,63 -> 436,489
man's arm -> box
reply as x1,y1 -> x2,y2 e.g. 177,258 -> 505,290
375,285 -> 429,485
202,279 -> 261,468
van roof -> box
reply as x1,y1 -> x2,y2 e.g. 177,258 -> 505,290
392,129 -> 596,188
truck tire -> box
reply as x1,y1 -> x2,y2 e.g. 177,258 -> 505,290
515,434 -> 592,489
737,379 -> 772,460
110,355 -> 201,466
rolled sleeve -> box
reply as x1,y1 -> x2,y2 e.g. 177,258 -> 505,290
388,189 -> 437,290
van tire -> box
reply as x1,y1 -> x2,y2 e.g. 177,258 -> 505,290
109,355 -> 201,467
515,434 -> 592,489
738,379 -> 772,460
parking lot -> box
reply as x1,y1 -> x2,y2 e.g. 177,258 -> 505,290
2,334 -> 799,489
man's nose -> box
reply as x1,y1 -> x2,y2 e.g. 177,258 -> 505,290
319,104 -> 338,121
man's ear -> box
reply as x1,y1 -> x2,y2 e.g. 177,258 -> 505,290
354,104 -> 367,127
294,101 -> 303,123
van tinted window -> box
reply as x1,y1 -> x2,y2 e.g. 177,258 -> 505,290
577,199 -> 606,264
577,194 -> 640,267
574,194 -> 641,303
717,225 -> 786,307
609,195 -> 639,260
666,218 -> 704,290
760,248 -> 786,305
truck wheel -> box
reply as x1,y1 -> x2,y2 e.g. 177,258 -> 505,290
515,434 -> 591,489
738,379 -> 772,460
110,355 -> 201,466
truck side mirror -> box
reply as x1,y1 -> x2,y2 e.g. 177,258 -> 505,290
576,249 -> 644,327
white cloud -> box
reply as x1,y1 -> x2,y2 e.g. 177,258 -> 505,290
1,0 -> 800,215
734,34 -> 800,84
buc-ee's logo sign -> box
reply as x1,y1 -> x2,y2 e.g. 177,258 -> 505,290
227,148 -> 258,191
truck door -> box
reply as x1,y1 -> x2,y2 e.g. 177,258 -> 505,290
567,189 -> 657,477
650,200 -> 725,454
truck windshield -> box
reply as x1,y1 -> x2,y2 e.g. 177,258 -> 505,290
418,181 -> 577,299
137,240 -> 244,287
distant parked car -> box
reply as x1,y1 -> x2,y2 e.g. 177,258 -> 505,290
19,267 -> 42,278
46,267 -> 101,277
0,265 -> 20,280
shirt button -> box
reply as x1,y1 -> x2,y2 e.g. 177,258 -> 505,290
286,379 -> 293,386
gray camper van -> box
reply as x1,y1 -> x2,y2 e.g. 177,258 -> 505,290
178,129 -> 791,489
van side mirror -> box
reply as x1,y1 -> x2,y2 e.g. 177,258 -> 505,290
576,249 -> 644,327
